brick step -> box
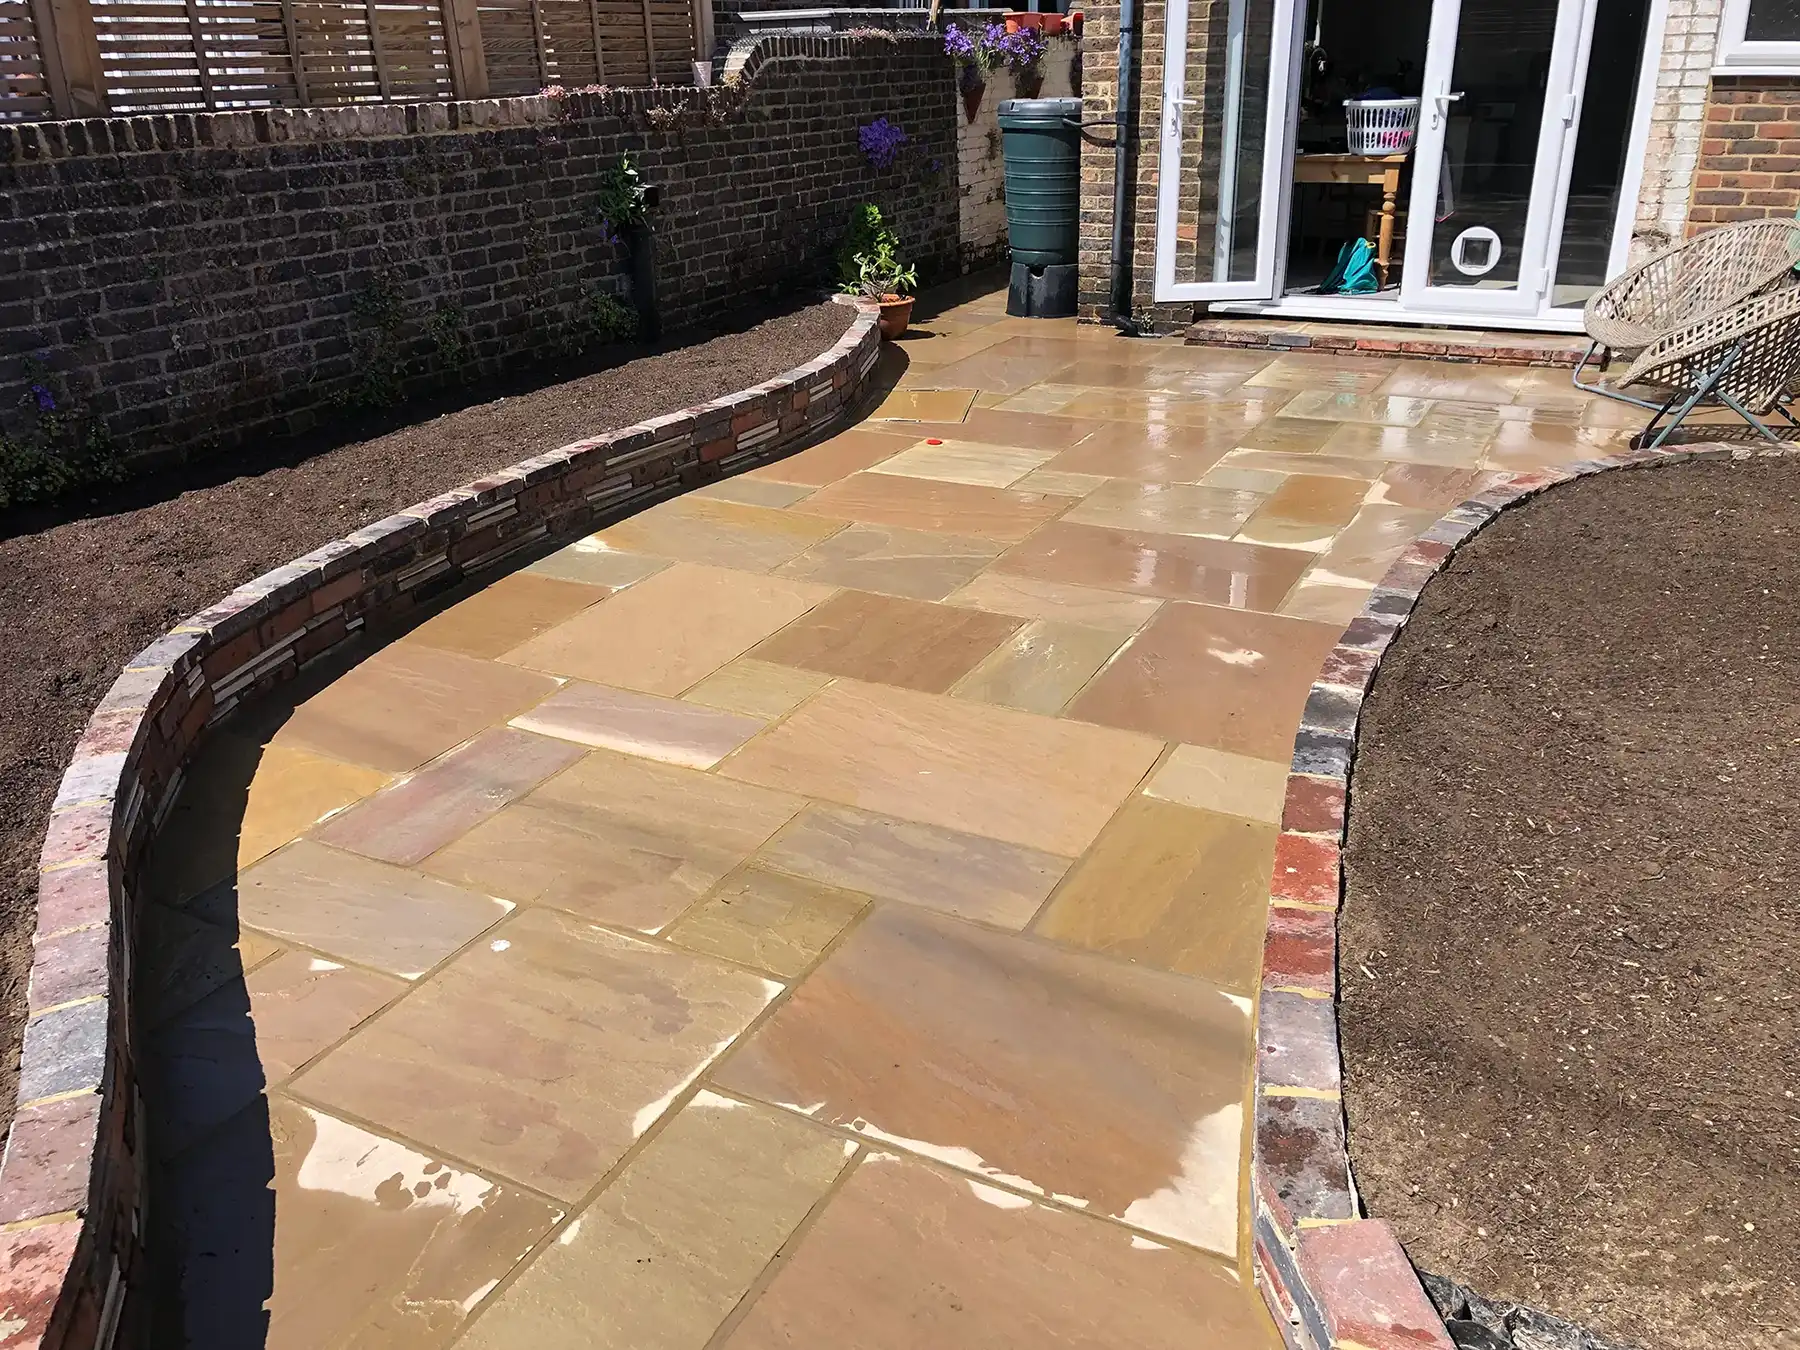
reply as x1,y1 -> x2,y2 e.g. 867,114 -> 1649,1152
1186,317 -> 1590,368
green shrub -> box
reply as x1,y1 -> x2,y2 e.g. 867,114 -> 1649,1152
0,355 -> 118,511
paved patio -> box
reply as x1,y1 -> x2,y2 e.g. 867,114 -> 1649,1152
139,284 -> 1647,1348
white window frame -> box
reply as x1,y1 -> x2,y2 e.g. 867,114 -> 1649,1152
1716,0 -> 1800,73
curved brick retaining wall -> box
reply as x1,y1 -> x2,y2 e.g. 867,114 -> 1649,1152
0,307 -> 879,1350
1249,440 -> 1750,1350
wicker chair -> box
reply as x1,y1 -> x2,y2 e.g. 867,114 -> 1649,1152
1574,218 -> 1800,406
1603,286 -> 1800,448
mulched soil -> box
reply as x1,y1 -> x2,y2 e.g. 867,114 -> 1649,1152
0,300 -> 854,1143
1342,456 -> 1800,1350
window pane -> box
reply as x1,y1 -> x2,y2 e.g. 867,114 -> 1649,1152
1552,0 -> 1653,305
1746,0 -> 1800,42
1172,0 -> 1279,285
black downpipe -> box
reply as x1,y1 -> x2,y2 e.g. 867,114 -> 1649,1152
1108,0 -> 1141,333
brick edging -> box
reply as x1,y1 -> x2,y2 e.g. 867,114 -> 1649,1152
0,304 -> 882,1350
1250,440 -> 1762,1350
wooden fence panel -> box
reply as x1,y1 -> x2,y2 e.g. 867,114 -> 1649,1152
2,0 -> 57,118
2,0 -> 688,116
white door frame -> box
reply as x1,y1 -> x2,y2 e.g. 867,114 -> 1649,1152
1152,0 -> 1307,301
1170,0 -> 1667,329
1397,0 -> 1597,316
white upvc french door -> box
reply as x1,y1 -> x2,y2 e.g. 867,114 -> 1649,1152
1152,0 -> 1306,302
1399,0 -> 1600,316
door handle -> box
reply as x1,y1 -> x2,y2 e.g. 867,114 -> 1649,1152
1429,88 -> 1464,129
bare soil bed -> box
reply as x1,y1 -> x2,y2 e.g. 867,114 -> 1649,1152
0,300 -> 854,1143
1342,456 -> 1800,1350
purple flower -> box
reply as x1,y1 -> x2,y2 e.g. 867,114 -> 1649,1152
943,24 -> 977,62
29,383 -> 54,413
858,117 -> 910,170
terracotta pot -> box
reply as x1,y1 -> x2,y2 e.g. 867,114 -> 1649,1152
1041,12 -> 1065,33
877,294 -> 914,340
961,80 -> 985,122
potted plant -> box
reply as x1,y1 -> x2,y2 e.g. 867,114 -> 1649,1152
988,21 -> 1049,98
837,204 -> 918,339
944,24 -> 987,122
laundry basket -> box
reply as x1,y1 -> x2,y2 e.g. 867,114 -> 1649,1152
1344,97 -> 1420,155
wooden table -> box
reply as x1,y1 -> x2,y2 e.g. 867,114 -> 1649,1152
1292,153 -> 1409,287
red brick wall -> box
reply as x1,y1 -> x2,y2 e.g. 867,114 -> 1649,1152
1690,76 -> 1800,232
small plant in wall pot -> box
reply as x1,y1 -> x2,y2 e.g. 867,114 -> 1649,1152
838,204 -> 917,340
944,24 -> 987,122
596,152 -> 662,341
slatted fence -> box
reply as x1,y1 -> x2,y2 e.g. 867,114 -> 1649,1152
2,0 -> 703,117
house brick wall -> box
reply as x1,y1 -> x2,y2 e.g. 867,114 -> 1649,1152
1691,78 -> 1800,227
1637,0 -> 1723,251
0,34 -> 956,471
1077,0 -> 1175,327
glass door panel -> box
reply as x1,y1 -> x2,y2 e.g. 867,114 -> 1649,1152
1399,0 -> 1591,314
1154,0 -> 1303,300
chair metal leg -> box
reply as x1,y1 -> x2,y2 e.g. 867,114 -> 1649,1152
1574,339 -> 1666,411
1714,387 -> 1785,442
1645,345 -> 1742,450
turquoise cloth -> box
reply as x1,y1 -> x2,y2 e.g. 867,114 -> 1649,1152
1319,238 -> 1380,295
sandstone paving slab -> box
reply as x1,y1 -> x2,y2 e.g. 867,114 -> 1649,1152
790,472 -> 1073,543
400,571 -> 609,659
948,619 -> 1128,717
1033,796 -> 1280,993
664,867 -> 870,979
1068,603 -> 1341,760
419,749 -> 804,932
159,1095 -> 562,1350
500,562 -> 834,696
314,726 -> 584,865
717,1150 -> 1280,1349
774,522 -> 1004,602
235,838 -> 512,979
993,521 -> 1311,610
754,802 -> 1070,931
293,907 -> 782,1200
511,680 -> 767,769
720,679 -> 1163,857
457,1092 -> 853,1350
748,589 -> 1023,694
713,903 -> 1251,1258
679,658 -> 835,720
592,496 -> 848,572
272,643 -> 561,775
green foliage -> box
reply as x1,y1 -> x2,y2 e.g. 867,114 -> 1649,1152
560,288 -> 638,355
584,289 -> 639,344
426,302 -> 471,369
596,153 -> 651,236
836,204 -> 916,299
0,354 -> 119,511
336,275 -> 408,410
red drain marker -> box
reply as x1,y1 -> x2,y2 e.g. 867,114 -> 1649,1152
926,438 -> 944,445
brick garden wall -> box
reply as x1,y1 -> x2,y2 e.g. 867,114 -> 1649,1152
1691,78 -> 1800,229
0,33 -> 956,470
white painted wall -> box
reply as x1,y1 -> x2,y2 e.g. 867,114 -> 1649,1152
957,38 -> 1081,269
